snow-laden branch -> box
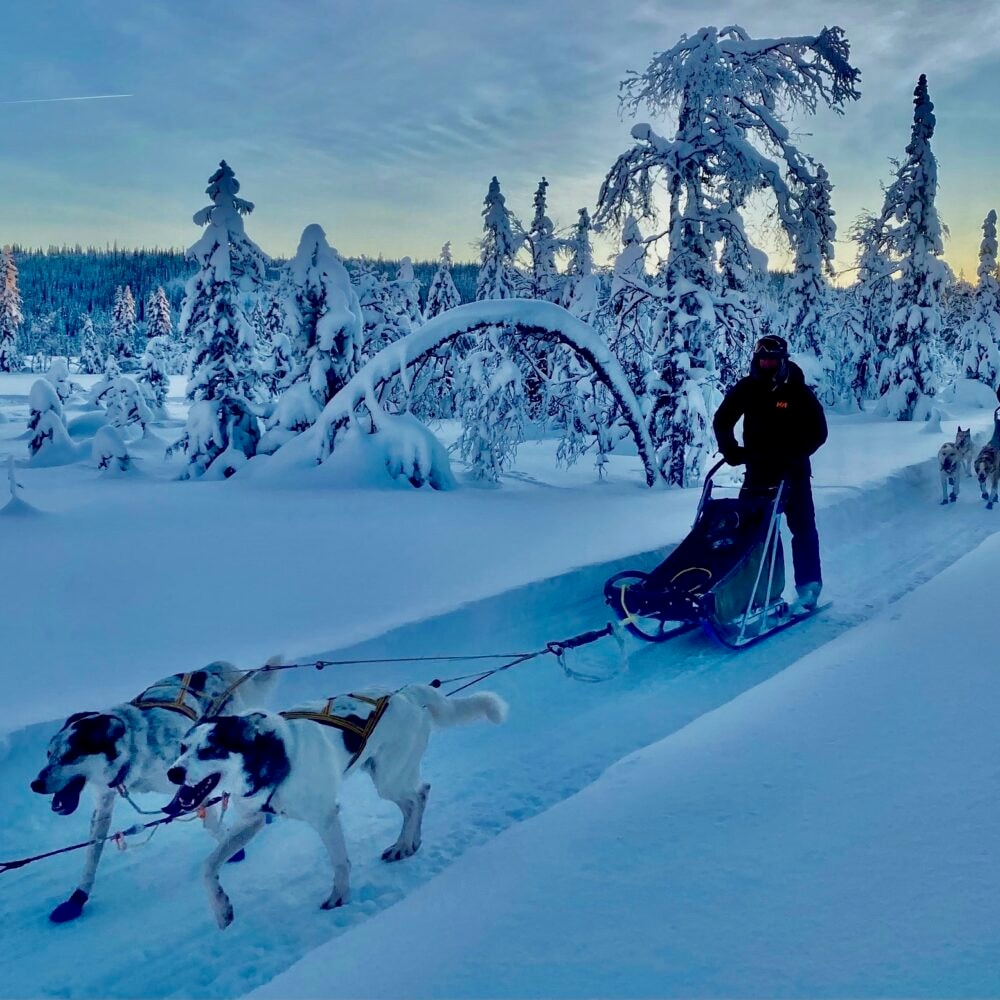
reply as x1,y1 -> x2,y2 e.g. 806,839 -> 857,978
308,300 -> 660,487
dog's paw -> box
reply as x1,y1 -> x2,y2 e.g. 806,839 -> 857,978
940,498 -> 948,505
50,889 -> 88,923
381,843 -> 418,863
226,849 -> 246,864
215,899 -> 235,931
321,893 -> 349,910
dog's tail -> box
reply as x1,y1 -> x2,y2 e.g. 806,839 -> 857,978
402,684 -> 507,727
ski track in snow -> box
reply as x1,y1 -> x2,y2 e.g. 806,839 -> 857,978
0,457 -> 997,998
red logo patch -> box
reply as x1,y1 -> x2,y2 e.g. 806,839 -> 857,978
776,400 -> 789,409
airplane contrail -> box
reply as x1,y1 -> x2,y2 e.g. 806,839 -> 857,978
0,94 -> 134,106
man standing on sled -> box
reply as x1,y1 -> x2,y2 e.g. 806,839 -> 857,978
713,334 -> 828,615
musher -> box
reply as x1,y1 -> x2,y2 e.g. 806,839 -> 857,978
712,334 -> 828,614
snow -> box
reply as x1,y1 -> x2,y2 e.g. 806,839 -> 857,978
252,518 -> 1000,1000
2,373 -> 1000,999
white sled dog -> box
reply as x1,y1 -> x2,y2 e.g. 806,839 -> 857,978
167,684 -> 507,929
937,426 -> 972,504
30,659 -> 280,923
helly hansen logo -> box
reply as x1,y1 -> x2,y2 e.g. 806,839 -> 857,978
775,400 -> 789,409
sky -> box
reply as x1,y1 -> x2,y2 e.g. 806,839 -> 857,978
1,0 -> 999,279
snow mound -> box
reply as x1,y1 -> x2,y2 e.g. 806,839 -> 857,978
92,425 -> 134,476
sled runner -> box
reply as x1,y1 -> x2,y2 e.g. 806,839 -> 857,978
605,460 -> 823,648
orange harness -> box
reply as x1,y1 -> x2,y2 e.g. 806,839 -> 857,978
280,693 -> 391,770
130,673 -> 207,722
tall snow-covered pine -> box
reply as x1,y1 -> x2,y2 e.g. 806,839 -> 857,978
172,161 -> 268,478
877,75 -> 947,420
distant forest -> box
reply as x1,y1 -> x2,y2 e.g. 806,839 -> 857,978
8,246 -> 479,350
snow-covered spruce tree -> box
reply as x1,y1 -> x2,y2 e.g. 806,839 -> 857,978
77,313 -> 103,374
89,352 -> 121,407
596,25 -> 860,479
352,258 -> 412,360
560,208 -> 600,323
104,375 -> 153,437
850,213 -> 894,399
527,177 -> 561,302
876,75 -> 947,420
139,335 -> 172,417
146,286 -> 173,341
172,161 -> 268,478
821,288 -> 871,410
454,330 -> 525,482
0,247 -> 23,373
647,312 -> 712,486
255,296 -> 295,397
600,216 -> 653,397
392,256 -> 423,331
45,357 -> 75,404
785,164 -> 835,360
261,224 -> 363,452
108,285 -> 138,366
27,379 -> 74,463
476,177 -> 523,301
960,209 -> 1000,386
92,425 -> 132,476
424,241 -> 462,320
716,208 -> 768,387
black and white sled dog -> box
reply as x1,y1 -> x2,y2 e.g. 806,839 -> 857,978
167,684 -> 507,929
30,659 -> 280,923
938,427 -> 973,504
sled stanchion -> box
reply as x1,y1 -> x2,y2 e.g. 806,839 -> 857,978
737,481 -> 785,646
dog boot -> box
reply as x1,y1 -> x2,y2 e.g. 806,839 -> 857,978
790,582 -> 821,616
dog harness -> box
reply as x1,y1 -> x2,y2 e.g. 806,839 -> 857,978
130,673 -> 214,723
279,693 -> 390,770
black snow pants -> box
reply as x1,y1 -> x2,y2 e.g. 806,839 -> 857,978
742,469 -> 821,589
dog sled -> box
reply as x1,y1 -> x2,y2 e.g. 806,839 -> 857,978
604,460 -> 823,650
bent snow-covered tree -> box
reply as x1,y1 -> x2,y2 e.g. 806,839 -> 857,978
27,379 -> 75,464
301,300 -> 659,487
172,161 -> 268,478
876,75 -> 947,421
0,247 -> 23,373
261,224 -> 364,453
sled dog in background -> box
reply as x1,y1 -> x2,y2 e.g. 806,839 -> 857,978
30,659 -> 281,923
938,427 -> 973,504
938,439 -> 961,505
974,411 -> 1000,508
167,684 -> 507,929
954,426 -> 974,477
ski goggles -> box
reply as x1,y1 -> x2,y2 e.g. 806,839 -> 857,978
754,336 -> 788,359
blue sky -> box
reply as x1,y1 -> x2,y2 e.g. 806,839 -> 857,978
2,0 -> 999,277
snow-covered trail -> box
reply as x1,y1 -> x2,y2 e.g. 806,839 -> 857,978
1,457 -> 996,999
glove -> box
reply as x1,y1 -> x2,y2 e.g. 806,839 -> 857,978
722,445 -> 746,467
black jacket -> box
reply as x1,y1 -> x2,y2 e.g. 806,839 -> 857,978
713,361 -> 827,483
